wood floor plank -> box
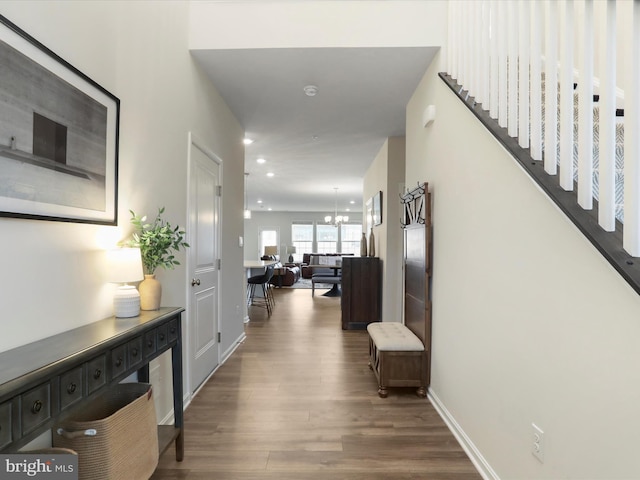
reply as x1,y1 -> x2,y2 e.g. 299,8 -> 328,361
151,289 -> 481,479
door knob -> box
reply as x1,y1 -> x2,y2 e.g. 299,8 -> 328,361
191,278 -> 201,286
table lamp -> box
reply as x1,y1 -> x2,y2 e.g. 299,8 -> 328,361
107,247 -> 144,318
287,246 -> 296,263
264,246 -> 278,259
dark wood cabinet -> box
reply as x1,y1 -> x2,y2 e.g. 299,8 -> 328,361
341,256 -> 381,329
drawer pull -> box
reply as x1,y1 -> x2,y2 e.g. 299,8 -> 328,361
170,327 -> 176,334
132,347 -> 139,357
67,383 -> 77,394
159,333 -> 165,341
93,369 -> 102,380
147,339 -> 153,348
31,400 -> 42,414
115,356 -> 123,367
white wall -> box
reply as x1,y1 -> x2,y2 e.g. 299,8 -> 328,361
406,51 -> 640,479
189,0 -> 448,49
0,0 -> 245,423
364,137 -> 406,323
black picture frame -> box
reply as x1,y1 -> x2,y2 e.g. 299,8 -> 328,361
372,191 -> 382,226
0,15 -> 119,225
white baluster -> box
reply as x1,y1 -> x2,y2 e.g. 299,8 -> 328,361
508,0 -> 519,137
624,1 -> 640,254
530,0 -> 543,160
482,0 -> 491,107
599,0 -> 616,231
448,0 -> 457,79
544,0 -> 559,175
469,0 -> 478,100
498,1 -> 508,128
578,0 -> 594,210
559,0 -> 574,191
489,0 -> 499,119
519,0 -> 530,149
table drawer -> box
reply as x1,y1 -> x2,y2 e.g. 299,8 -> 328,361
60,366 -> 83,411
128,336 -> 143,369
0,402 -> 12,450
144,330 -> 157,359
86,355 -> 107,394
167,319 -> 179,343
21,383 -> 51,435
156,324 -> 168,350
111,344 -> 127,379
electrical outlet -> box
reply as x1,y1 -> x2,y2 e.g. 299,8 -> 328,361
532,423 -> 544,463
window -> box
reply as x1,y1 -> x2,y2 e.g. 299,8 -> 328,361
340,224 -> 362,255
259,228 -> 278,258
316,224 -> 338,253
291,223 -> 312,262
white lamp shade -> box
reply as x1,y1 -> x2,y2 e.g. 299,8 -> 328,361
287,246 -> 297,254
107,248 -> 143,318
107,248 -> 144,283
264,246 -> 278,256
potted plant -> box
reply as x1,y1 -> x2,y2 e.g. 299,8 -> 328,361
129,207 -> 189,310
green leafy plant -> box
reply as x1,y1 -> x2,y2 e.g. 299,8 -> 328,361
129,207 -> 189,274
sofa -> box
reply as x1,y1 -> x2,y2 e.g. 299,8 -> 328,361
262,255 -> 301,287
301,253 -> 353,278
270,264 -> 301,287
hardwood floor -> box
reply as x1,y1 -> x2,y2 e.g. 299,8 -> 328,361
151,288 -> 481,480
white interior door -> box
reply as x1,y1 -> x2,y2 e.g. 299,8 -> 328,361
187,134 -> 220,392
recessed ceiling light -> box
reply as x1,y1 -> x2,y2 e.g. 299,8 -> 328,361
349,200 -> 355,204
312,135 -> 319,141
346,208 -> 351,212
256,158 -> 266,164
257,199 -> 263,204
268,208 -> 272,211
266,172 -> 274,177
303,85 -> 319,97
243,138 -> 253,145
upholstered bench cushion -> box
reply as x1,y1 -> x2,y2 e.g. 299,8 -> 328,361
367,322 -> 424,352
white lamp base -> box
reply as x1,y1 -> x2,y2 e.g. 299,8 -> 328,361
114,285 -> 140,318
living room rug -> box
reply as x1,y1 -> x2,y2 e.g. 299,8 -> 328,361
280,278 -> 333,289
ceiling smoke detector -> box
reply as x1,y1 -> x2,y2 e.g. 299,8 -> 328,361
303,85 -> 319,97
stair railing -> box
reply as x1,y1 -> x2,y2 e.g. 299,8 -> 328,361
447,0 -> 640,256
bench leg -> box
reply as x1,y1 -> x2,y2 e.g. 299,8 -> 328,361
416,386 -> 427,398
378,386 -> 388,398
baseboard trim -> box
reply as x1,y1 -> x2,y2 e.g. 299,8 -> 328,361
188,332 -> 246,405
221,332 -> 246,364
428,389 -> 500,480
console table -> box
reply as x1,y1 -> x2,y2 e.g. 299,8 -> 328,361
0,307 -> 185,462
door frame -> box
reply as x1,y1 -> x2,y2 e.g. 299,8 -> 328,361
185,131 -> 222,399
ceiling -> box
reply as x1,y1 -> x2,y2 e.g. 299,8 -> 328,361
191,47 -> 438,214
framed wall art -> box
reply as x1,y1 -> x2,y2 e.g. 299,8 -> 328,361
372,190 -> 382,226
365,196 -> 373,232
0,15 -> 119,225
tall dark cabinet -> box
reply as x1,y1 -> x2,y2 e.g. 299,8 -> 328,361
341,256 -> 381,329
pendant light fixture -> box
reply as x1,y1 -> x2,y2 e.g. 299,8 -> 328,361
243,172 -> 251,219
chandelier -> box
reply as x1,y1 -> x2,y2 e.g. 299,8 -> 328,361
325,187 -> 349,227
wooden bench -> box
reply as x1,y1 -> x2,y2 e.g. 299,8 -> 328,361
367,322 -> 428,398
365,182 -> 432,399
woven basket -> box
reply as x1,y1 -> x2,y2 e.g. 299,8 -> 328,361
53,383 -> 158,480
